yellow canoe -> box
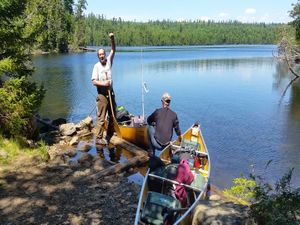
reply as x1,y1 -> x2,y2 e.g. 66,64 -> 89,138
117,116 -> 149,150
134,123 -> 211,225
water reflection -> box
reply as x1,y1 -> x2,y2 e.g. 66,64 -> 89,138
32,53 -> 97,121
272,61 -> 290,90
108,146 -> 122,162
95,145 -> 122,163
147,58 -> 275,73
267,60 -> 300,186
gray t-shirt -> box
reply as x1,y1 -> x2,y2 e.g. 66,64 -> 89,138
147,107 -> 181,146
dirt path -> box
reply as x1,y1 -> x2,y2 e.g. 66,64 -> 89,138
0,155 -> 141,225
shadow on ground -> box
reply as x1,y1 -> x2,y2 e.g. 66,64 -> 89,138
0,155 -> 140,225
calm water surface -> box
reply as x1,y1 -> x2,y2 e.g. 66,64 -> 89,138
32,45 -> 300,189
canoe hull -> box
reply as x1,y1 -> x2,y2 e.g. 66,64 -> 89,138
118,125 -> 149,149
135,123 -> 211,225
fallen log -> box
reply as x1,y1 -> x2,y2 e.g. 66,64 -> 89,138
34,115 -> 58,130
109,135 -> 148,157
89,155 -> 149,180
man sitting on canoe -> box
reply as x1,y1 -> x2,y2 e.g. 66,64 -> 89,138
147,92 -> 182,155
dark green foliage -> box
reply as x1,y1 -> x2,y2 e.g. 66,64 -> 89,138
19,0 -> 290,51
0,0 -> 45,138
84,15 -> 285,46
0,77 -> 45,138
250,169 -> 300,225
0,0 -> 33,77
290,0 -> 300,42
25,0 -> 74,53
71,0 -> 87,49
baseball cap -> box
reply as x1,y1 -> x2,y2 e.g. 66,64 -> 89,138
161,92 -> 171,102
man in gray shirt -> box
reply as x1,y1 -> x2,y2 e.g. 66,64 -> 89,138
147,92 -> 181,155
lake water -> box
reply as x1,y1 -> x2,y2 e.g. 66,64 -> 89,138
32,45 -> 300,189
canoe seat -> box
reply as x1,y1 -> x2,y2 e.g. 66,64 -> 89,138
149,164 -> 178,194
181,139 -> 200,152
141,191 -> 181,225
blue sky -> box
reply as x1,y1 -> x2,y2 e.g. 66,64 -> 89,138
85,0 -> 296,23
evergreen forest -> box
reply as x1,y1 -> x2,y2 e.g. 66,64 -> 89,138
85,14 -> 284,47
7,0 -> 291,54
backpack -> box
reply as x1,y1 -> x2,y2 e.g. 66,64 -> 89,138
116,106 -> 131,123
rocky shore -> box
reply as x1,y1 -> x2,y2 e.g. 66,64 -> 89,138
0,116 -> 254,225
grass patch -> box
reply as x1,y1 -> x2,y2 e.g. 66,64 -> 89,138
24,141 -> 49,162
0,135 -> 49,165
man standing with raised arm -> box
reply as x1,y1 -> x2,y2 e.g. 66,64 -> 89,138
91,33 -> 116,145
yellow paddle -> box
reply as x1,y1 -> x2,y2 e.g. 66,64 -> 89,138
108,89 -> 122,137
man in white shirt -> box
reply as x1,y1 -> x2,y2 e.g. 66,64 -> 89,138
91,33 -> 116,145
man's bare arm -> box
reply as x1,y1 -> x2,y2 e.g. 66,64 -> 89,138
109,33 -> 116,64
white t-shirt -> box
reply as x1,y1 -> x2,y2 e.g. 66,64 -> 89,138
91,53 -> 113,84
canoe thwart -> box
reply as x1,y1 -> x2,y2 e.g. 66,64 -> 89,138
148,173 -> 204,192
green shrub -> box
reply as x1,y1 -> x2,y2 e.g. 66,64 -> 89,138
250,168 -> 300,225
0,77 -> 45,138
224,165 -> 300,225
223,175 -> 256,205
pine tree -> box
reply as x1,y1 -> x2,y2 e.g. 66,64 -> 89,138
0,0 -> 45,138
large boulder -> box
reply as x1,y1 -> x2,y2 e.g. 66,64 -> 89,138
59,123 -> 76,136
192,200 -> 255,225
75,116 -> 93,131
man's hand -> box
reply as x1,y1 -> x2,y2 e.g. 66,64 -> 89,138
109,33 -> 114,39
103,80 -> 111,86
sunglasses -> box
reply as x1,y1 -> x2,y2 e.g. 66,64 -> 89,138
165,99 -> 171,103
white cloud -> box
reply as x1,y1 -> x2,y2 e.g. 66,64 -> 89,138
199,16 -> 211,22
245,8 -> 257,14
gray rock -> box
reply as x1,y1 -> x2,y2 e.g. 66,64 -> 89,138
78,153 -> 93,164
209,194 -> 222,201
64,147 -> 77,157
69,136 -> 79,146
192,200 -> 255,225
78,142 -> 92,152
75,116 -> 93,131
59,123 -> 76,136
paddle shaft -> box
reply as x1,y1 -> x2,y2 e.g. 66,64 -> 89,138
108,89 -> 121,137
